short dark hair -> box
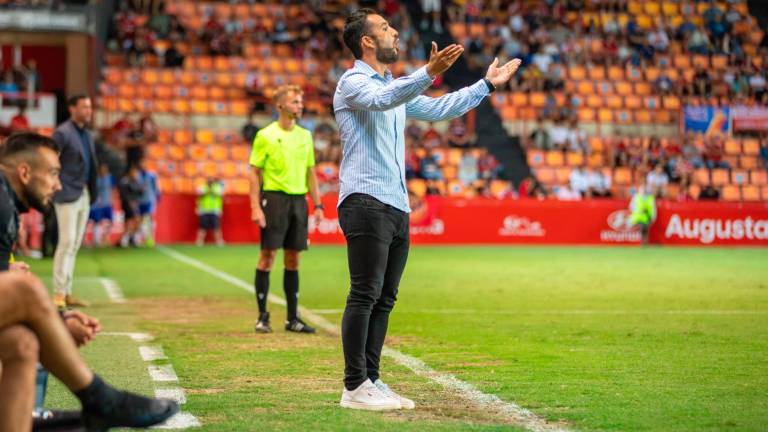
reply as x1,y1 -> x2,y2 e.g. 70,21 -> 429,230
67,94 -> 89,107
343,8 -> 377,59
0,132 -> 59,161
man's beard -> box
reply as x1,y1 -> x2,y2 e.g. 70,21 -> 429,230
374,39 -> 398,64
25,188 -> 50,213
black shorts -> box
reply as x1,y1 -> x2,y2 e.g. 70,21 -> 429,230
261,191 -> 308,251
199,213 -> 220,230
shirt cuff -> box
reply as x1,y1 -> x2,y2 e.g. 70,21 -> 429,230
470,79 -> 490,98
414,66 -> 435,87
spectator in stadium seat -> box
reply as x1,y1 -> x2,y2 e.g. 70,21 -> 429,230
630,182 -> 656,245
445,117 -> 473,148
529,120 -> 552,150
162,43 -> 185,68
420,0 -> 443,33
478,149 -> 501,180
52,95 -> 97,309
760,141 -> 768,170
519,174 -> 548,200
241,113 -> 260,144
703,136 -> 729,169
646,164 -> 669,199
549,119 -> 569,150
138,163 -> 159,247
682,137 -> 705,168
458,149 -> 479,187
566,119 -> 588,155
655,71 -> 674,94
0,70 -> 18,96
419,149 -> 443,181
588,168 -> 612,198
422,122 -> 443,148
691,67 -> 713,97
698,181 -> 721,200
555,184 -> 582,201
688,27 -> 711,54
569,163 -> 591,198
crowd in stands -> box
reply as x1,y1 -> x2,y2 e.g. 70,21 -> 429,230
97,0 -> 768,202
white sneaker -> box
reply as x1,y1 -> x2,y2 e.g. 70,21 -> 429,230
340,379 -> 401,411
374,379 -> 415,410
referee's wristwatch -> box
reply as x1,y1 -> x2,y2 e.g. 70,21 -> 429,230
314,203 -> 324,211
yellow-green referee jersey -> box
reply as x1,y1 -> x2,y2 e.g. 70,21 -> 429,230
249,122 -> 315,195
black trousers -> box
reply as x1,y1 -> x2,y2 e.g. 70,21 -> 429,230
338,193 -> 409,390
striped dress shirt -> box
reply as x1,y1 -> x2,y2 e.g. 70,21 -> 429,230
333,59 -> 490,212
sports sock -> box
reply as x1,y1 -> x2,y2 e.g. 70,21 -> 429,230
284,269 -> 299,321
255,269 -> 270,313
74,375 -> 119,412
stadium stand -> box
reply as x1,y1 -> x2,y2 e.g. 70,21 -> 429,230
92,0 -> 768,202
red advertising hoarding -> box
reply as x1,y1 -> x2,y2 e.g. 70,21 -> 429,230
155,194 -> 768,246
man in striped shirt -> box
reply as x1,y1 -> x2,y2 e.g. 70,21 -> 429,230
334,9 -> 521,411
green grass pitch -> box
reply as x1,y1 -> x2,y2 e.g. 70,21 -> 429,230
34,245 -> 768,431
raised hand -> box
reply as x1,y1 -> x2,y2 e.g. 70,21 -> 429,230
485,57 -> 522,89
426,42 -> 464,78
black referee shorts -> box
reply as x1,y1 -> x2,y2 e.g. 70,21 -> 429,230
260,191 -> 308,251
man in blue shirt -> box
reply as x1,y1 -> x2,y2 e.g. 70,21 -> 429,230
333,8 -> 521,411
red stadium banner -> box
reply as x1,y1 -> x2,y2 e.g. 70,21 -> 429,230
730,106 -> 768,132
155,194 -> 768,246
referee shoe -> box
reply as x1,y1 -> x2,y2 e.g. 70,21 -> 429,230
285,317 -> 316,333
254,312 -> 272,333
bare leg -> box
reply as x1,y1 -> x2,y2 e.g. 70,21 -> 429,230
0,325 -> 39,432
195,229 -> 206,246
0,273 -> 93,391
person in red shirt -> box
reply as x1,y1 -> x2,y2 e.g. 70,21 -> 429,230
10,106 -> 30,132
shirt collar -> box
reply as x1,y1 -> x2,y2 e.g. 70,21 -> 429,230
354,59 -> 391,80
0,172 -> 28,214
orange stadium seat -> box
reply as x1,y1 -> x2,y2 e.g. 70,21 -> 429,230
588,67 -> 605,81
168,145 -> 185,161
740,156 -> 758,169
752,171 -> 767,185
578,109 -> 595,122
742,139 -> 760,155
725,139 -> 742,155
721,185 -> 740,201
711,169 -> 730,186
443,165 -> 457,181
645,67 -> 660,82
616,110 -> 632,123
635,110 -> 652,123
661,1 -> 678,15
742,185 -> 760,201
606,95 -> 623,109
147,144 -> 166,160
191,100 -> 210,114
172,100 -> 190,114
230,145 -> 251,161
446,180 -> 466,197
587,95 -> 603,108
230,100 -> 250,116
616,81 -> 632,95
511,93 -> 528,106
624,95 -> 642,109
188,145 -> 206,160
663,96 -> 681,110
536,167 -> 556,184
692,55 -> 709,68
555,167 -> 571,184
644,96 -> 660,110
578,81 -> 595,95
693,168 -> 710,185
569,66 -> 586,80
210,145 -> 228,161
409,179 -> 427,197
614,167 -> 633,185
732,170 -> 749,185
588,153 -> 604,167
588,136 -> 604,152
546,151 -> 564,167
608,66 -> 624,81
598,109 -> 613,122
566,152 -> 584,166
527,150 -> 544,167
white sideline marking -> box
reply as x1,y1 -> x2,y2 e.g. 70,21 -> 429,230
148,364 -> 179,382
97,331 -> 200,428
99,277 -> 126,303
155,388 -> 188,404
313,308 -> 768,316
140,345 -> 168,361
157,246 -> 567,431
153,412 -> 201,429
100,332 -> 154,342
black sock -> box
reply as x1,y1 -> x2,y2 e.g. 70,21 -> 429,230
284,269 -> 299,321
74,374 -> 118,412
255,269 -> 270,313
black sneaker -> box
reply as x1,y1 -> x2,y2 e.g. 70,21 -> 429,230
81,391 -> 178,431
255,311 -> 272,333
285,317 -> 316,334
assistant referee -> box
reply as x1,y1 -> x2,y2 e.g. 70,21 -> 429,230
249,84 -> 324,334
